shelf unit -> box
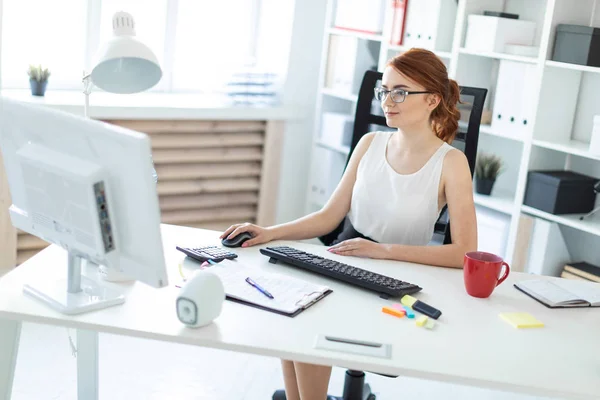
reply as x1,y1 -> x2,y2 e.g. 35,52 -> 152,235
532,138 -> 600,161
473,190 -> 515,215
459,121 -> 525,142
522,205 -> 600,237
390,44 -> 452,59
546,59 -> 600,74
326,27 -> 384,42
306,0 -> 600,275
458,47 -> 538,64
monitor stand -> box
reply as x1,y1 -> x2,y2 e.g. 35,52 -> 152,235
23,252 -> 125,315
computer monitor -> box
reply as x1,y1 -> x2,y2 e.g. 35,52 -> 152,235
0,97 -> 168,315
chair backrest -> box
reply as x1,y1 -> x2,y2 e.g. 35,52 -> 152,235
319,69 -> 487,246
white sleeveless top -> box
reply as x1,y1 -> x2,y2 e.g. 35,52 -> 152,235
347,131 -> 454,246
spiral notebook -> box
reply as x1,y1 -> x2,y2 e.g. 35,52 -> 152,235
209,260 -> 333,317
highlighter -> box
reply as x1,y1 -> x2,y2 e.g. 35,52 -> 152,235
401,295 -> 442,320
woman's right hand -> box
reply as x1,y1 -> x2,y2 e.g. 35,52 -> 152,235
219,222 -> 276,248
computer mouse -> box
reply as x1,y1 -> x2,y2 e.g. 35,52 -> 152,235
221,231 -> 253,248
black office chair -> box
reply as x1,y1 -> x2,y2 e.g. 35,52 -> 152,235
273,70 -> 487,400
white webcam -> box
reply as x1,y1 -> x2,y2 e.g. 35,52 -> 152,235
176,270 -> 225,328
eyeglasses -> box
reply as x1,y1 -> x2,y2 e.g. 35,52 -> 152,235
374,87 -> 433,103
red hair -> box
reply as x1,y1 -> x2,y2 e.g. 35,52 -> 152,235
387,48 -> 461,143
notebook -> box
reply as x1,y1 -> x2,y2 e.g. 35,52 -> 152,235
208,260 -> 333,317
514,279 -> 600,308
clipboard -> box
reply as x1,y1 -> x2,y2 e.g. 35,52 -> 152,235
209,260 -> 333,317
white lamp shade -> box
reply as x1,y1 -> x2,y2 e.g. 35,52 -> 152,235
90,12 -> 162,94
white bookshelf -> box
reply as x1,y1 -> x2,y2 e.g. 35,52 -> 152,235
326,27 -> 384,42
474,190 -> 515,215
461,122 -> 525,142
458,47 -> 538,64
306,0 -> 600,274
546,59 -> 600,74
532,138 -> 600,161
522,205 -> 600,237
389,44 -> 452,59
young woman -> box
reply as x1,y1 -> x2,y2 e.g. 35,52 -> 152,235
220,48 -> 477,400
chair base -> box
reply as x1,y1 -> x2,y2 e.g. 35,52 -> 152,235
272,370 -> 376,400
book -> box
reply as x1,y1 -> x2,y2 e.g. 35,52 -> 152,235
564,262 -> 600,283
208,260 -> 333,317
389,0 -> 408,46
499,312 -> 544,329
514,279 -> 600,308
561,270 -> 592,281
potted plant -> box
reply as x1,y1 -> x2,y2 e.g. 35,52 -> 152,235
27,64 -> 51,96
475,152 -> 504,195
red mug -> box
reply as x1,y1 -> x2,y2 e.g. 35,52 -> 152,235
463,251 -> 510,298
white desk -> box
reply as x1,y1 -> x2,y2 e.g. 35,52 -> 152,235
1,224 -> 599,400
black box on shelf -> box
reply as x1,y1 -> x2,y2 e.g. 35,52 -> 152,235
483,11 -> 519,19
524,170 -> 599,214
552,24 -> 600,67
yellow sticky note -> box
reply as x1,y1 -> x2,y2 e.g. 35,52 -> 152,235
499,312 -> 544,329
416,315 -> 428,327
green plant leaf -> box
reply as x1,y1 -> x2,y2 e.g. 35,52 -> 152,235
475,152 -> 504,180
26,64 -> 50,82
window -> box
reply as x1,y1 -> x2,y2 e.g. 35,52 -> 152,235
1,0 -> 86,89
255,0 -> 295,74
171,0 -> 256,91
1,0 -> 295,95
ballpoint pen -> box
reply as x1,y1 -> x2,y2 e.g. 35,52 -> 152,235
245,277 -> 274,299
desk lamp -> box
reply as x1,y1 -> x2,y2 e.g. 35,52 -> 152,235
82,11 -> 162,117
82,11 -> 162,280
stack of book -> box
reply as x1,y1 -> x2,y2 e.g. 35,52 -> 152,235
225,69 -> 279,106
561,262 -> 600,283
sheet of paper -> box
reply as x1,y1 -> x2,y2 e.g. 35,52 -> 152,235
554,279 -> 600,305
209,260 -> 330,314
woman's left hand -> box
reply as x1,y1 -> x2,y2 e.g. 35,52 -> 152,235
327,238 -> 389,259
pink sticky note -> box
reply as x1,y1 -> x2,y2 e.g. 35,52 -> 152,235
392,303 -> 404,311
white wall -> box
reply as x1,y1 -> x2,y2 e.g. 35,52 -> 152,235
275,0 -> 328,224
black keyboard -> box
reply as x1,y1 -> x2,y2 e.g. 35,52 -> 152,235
176,245 -> 238,263
259,246 -> 422,298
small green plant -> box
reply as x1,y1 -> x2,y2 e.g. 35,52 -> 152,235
475,152 -> 504,181
27,64 -> 51,82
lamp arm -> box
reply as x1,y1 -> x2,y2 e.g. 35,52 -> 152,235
82,71 -> 94,118
82,72 -> 93,95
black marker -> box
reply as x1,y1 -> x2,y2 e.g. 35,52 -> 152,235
401,295 -> 442,320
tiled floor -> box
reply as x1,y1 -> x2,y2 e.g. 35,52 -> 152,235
8,322 -> 558,400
